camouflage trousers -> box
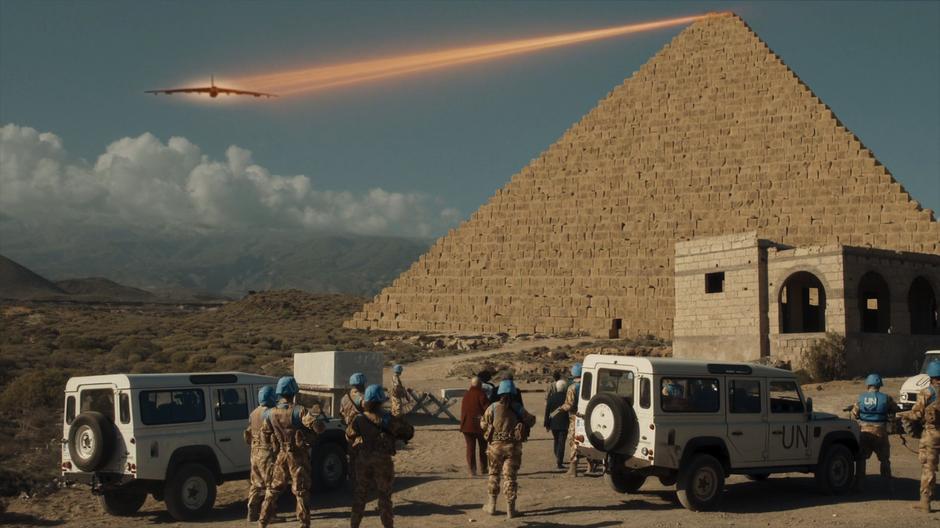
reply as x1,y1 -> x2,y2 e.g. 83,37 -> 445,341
259,448 -> 312,528
919,429 -> 940,500
391,397 -> 405,417
351,453 -> 395,528
566,417 -> 579,465
857,425 -> 892,480
486,441 -> 522,501
247,446 -> 277,519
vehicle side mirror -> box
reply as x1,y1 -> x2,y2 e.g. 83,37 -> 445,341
805,397 -> 813,417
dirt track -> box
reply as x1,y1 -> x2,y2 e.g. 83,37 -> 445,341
4,342 -> 937,527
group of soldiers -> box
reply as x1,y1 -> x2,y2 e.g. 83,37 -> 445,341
243,368 -> 414,528
853,361 -> 940,513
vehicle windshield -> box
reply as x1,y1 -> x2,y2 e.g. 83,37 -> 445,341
921,354 -> 940,374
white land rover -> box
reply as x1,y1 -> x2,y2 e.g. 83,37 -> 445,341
576,355 -> 862,511
61,372 -> 348,521
899,350 -> 940,411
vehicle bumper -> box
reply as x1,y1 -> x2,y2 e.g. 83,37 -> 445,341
62,471 -> 136,490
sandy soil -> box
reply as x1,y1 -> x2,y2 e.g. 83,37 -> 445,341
4,343 -> 936,527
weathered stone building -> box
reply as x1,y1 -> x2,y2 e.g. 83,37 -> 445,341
345,13 -> 940,345
672,233 -> 940,375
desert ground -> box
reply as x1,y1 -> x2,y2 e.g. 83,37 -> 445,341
3,338 -> 936,528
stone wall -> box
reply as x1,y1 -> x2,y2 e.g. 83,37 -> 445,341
345,13 -> 940,339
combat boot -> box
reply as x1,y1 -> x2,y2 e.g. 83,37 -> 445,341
506,499 -> 518,519
566,463 -> 578,477
482,495 -> 498,515
914,496 -> 932,512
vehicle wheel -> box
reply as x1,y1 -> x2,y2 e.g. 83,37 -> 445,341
583,393 -> 637,454
746,473 -> 770,482
164,463 -> 216,521
658,473 -> 677,486
676,454 -> 725,511
312,441 -> 348,492
98,486 -> 147,516
815,444 -> 855,495
68,411 -> 115,472
606,469 -> 647,494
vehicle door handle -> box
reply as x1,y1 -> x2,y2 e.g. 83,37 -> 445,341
771,430 -> 783,435
731,431 -> 743,436
219,437 -> 231,442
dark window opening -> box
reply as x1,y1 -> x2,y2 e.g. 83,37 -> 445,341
81,389 -> 115,422
139,389 -> 206,426
119,393 -> 130,424
779,271 -> 826,333
215,388 -> 249,421
65,396 -> 76,425
729,380 -> 762,413
909,277 -> 938,335
597,369 -> 635,405
769,381 -> 804,413
705,272 -> 725,294
639,377 -> 651,409
858,271 -> 891,333
660,377 -> 720,413
580,372 -> 593,401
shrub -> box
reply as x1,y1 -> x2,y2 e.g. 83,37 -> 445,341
0,369 -> 71,415
800,332 -> 847,382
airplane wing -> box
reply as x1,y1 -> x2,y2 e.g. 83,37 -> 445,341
144,87 -> 212,95
215,87 -> 278,98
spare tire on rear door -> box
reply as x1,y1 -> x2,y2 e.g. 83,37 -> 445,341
584,393 -> 638,454
68,411 -> 116,472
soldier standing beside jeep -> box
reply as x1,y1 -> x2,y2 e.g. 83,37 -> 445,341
245,385 -> 278,522
258,376 -> 327,528
850,373 -> 898,492
551,363 -> 583,476
901,361 -> 940,513
480,379 -> 536,519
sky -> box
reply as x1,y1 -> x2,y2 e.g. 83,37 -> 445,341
1,0 -> 938,238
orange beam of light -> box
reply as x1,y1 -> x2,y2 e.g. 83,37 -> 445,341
235,14 -> 710,96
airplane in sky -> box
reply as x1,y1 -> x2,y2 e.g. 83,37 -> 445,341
145,76 -> 277,98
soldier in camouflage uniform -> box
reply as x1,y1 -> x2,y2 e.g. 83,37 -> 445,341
347,384 -> 414,528
389,364 -> 412,417
341,373 -> 367,485
480,379 -> 536,519
244,385 -> 278,522
901,361 -> 940,513
258,376 -> 326,528
850,373 -> 898,492
551,363 -> 582,476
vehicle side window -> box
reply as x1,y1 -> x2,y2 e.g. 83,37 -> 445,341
81,389 -> 115,422
215,388 -> 249,421
660,377 -> 720,413
729,380 -> 761,413
639,377 -> 651,409
580,372 -> 593,401
769,381 -> 804,413
598,369 -> 635,404
139,389 -> 206,425
119,393 -> 130,424
65,396 -> 76,425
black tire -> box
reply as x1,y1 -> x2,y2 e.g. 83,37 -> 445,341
676,454 -> 725,511
98,486 -> 147,516
815,443 -> 855,495
606,469 -> 647,494
658,473 -> 677,486
583,393 -> 637,454
68,411 -> 115,472
312,441 -> 348,492
746,473 -> 770,482
164,463 -> 216,521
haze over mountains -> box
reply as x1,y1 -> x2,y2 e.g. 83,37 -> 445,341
0,220 -> 430,299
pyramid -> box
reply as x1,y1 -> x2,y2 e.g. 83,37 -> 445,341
345,13 -> 940,338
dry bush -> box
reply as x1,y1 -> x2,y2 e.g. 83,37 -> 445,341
799,332 -> 847,382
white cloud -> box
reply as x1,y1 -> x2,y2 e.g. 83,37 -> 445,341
0,123 -> 459,236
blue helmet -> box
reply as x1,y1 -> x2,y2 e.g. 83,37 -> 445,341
497,379 -> 515,396
275,376 -> 298,397
258,385 -> 276,407
349,372 -> 366,386
364,384 -> 388,403
571,363 -> 583,378
392,364 -> 404,374
865,373 -> 883,388
927,361 -> 940,378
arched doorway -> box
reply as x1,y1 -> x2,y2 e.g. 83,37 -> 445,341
858,271 -> 891,333
779,271 -> 826,333
909,277 -> 938,334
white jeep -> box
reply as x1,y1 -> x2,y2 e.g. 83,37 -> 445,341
898,350 -> 940,412
61,372 -> 348,521
576,355 -> 862,511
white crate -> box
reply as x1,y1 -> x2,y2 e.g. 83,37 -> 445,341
294,351 -> 385,390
